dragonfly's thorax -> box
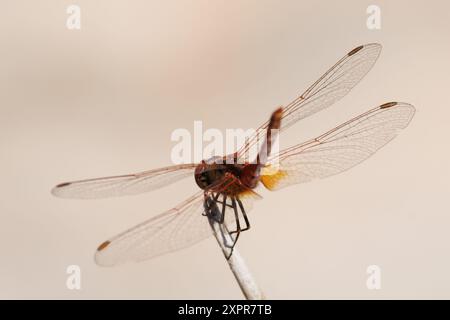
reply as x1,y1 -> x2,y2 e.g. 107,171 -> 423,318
194,155 -> 260,192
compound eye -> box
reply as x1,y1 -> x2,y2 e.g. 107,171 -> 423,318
199,173 -> 208,184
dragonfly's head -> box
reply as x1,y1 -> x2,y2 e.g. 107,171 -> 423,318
194,158 -> 227,190
194,160 -> 213,189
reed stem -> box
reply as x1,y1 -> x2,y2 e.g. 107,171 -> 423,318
209,217 -> 265,300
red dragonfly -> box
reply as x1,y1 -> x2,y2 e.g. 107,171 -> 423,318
52,43 -> 415,266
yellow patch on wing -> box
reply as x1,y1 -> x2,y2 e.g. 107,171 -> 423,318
239,188 -> 262,200
261,165 -> 288,190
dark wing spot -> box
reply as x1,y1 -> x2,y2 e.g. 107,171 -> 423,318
380,102 -> 398,109
56,182 -> 71,188
97,241 -> 111,251
348,45 -> 364,56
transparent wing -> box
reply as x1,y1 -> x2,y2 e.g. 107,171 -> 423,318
51,164 -> 197,199
95,191 -> 206,266
237,43 -> 382,160
260,102 -> 415,190
95,181 -> 261,266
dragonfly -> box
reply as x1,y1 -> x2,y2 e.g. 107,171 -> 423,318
52,43 -> 415,266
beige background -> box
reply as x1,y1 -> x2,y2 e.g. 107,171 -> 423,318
1,0 -> 450,299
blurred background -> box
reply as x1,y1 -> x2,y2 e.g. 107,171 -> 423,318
1,0 -> 450,299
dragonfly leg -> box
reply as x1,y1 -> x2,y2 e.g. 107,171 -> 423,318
208,193 -> 233,222
220,194 -> 227,223
203,193 -> 222,223
203,192 -> 247,259
229,196 -> 251,233
229,197 -> 241,235
202,192 -> 221,217
202,193 -> 210,216
225,197 -> 241,260
236,196 -> 250,231
225,196 -> 252,259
